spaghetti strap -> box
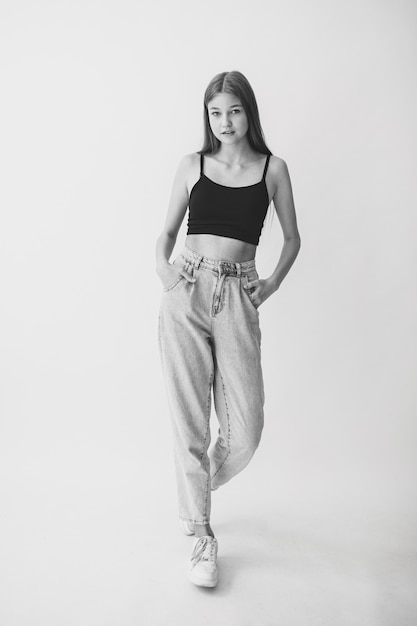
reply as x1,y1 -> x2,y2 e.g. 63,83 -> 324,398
262,154 -> 270,181
200,153 -> 204,176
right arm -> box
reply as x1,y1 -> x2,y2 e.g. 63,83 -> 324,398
155,154 -> 196,287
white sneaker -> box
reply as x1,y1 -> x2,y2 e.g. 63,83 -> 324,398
189,535 -> 218,587
180,519 -> 195,535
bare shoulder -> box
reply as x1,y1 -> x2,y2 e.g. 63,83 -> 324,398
176,152 -> 200,175
168,152 -> 200,195
268,155 -> 289,178
176,152 -> 201,194
266,155 -> 291,197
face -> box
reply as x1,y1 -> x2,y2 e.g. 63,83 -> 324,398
207,92 -> 249,146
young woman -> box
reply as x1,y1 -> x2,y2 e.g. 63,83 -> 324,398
156,70 -> 301,588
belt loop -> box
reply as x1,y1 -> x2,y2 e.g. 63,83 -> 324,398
194,253 -> 203,269
236,262 -> 241,278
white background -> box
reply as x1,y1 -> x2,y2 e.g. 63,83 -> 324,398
0,1 -> 416,624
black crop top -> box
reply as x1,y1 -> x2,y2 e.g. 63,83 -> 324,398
186,154 -> 271,246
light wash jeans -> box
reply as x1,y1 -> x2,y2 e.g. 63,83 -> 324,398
158,245 -> 264,526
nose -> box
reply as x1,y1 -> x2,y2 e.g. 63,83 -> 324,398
221,113 -> 232,128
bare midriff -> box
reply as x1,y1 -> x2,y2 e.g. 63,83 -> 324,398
185,234 -> 257,263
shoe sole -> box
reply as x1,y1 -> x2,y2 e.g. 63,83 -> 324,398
189,572 -> 218,587
180,521 -> 195,536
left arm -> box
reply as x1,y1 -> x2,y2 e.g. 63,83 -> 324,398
245,156 -> 301,306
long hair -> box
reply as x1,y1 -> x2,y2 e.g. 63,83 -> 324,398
199,71 -> 272,156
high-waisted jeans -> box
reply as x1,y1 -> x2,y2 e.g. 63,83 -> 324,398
158,245 -> 265,526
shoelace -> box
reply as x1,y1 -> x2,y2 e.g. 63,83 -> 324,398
190,536 -> 217,564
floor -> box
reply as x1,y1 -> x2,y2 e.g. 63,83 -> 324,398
1,462 -> 416,626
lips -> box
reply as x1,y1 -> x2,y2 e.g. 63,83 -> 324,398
222,131 -> 234,134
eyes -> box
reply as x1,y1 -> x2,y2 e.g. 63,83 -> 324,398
210,109 -> 242,117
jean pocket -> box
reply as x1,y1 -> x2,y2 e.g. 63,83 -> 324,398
162,274 -> 184,292
162,256 -> 195,293
243,271 -> 259,310
161,256 -> 183,292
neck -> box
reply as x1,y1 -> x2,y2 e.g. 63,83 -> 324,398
216,139 -> 254,165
